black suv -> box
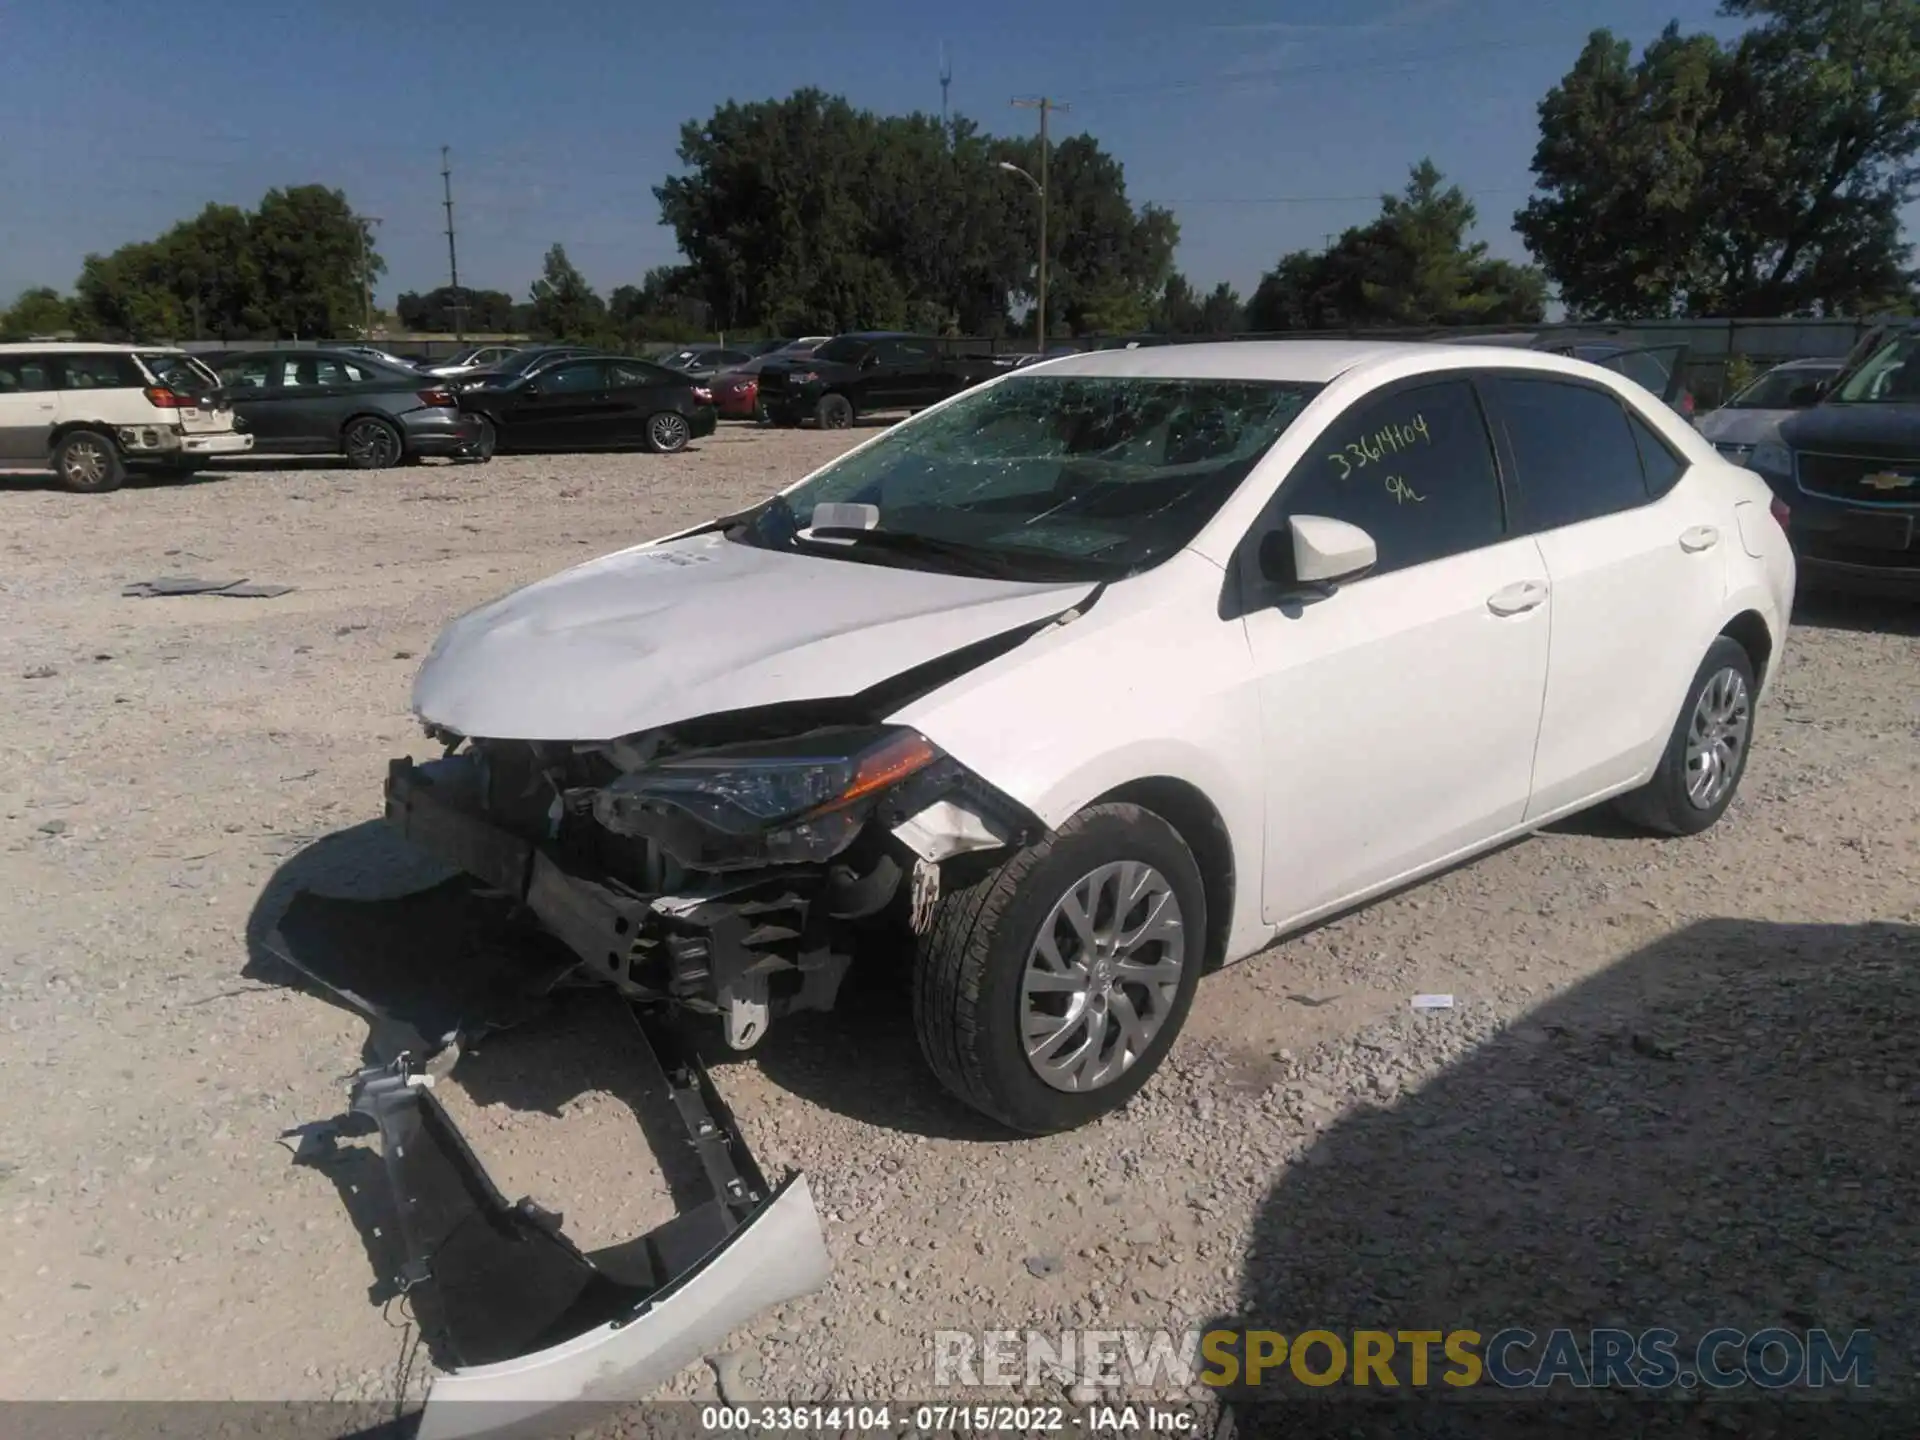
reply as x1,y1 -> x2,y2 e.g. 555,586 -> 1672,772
1746,321 -> 1920,597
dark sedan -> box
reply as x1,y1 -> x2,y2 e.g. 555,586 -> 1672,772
458,354 -> 717,454
215,350 -> 486,468
453,345 -> 607,391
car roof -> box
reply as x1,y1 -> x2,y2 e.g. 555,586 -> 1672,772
0,341 -> 181,354
1026,339 -> 1613,385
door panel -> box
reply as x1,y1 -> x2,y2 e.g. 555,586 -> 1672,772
0,353 -> 58,461
1238,374 -> 1551,925
513,361 -> 616,448
1248,539 -> 1553,923
1486,376 -> 1731,817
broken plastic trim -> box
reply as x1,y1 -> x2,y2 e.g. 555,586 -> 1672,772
347,1007 -> 830,1440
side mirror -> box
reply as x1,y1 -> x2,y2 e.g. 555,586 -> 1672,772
1258,515 -> 1378,593
521,381 -> 540,395
860,352 -> 880,370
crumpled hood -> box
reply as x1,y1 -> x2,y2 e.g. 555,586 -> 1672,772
412,530 -> 1095,741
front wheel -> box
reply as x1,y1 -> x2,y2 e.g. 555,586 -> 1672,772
342,416 -> 404,470
645,411 -> 691,454
1613,635 -> 1758,836
913,803 -> 1206,1134
815,393 -> 854,429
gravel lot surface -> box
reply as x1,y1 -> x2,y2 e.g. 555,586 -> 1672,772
0,431 -> 1914,1420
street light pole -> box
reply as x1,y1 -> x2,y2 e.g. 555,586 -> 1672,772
1011,96 -> 1066,351
357,214 -> 384,339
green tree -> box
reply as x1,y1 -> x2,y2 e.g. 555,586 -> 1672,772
528,243 -> 608,340
655,89 -> 1175,335
0,287 -> 77,339
1247,161 -> 1546,330
1516,1 -> 1920,318
250,186 -> 380,336
396,286 -> 519,332
72,188 -> 376,340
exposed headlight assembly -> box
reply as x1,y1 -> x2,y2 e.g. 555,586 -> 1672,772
593,726 -> 943,869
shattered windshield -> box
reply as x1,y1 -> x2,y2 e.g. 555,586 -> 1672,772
732,374 -> 1322,579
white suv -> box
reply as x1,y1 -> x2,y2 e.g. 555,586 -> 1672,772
0,343 -> 253,492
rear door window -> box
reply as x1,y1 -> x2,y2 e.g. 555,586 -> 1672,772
222,357 -> 275,392
1492,377 -> 1650,531
1271,378 -> 1507,576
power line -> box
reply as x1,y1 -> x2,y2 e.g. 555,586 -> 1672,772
1145,186 -> 1533,205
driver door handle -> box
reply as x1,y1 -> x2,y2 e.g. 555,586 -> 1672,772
1487,579 -> 1549,616
1680,525 -> 1720,552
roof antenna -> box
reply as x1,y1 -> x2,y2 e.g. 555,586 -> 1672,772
939,43 -> 953,132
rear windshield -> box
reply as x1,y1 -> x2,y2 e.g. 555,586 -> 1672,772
732,374 -> 1322,579
139,352 -> 221,392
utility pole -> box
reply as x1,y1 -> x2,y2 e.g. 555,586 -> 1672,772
441,145 -> 464,341
357,214 -> 383,339
939,44 -> 952,132
1011,97 -> 1065,350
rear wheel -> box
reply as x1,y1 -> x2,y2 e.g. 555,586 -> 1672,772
1614,636 -> 1757,836
53,431 -> 124,494
645,411 -> 692,454
913,803 -> 1205,1134
816,393 -> 854,429
342,416 -> 403,470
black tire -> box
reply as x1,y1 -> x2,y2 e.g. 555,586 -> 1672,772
1613,635 -> 1758,836
52,430 -> 124,494
459,416 -> 498,463
645,411 -> 692,454
913,802 -> 1207,1134
341,416 -> 404,470
815,393 -> 855,430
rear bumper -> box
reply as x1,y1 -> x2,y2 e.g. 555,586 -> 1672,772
119,424 -> 253,457
404,409 -> 486,456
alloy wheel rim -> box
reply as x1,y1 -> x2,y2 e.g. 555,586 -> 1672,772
1020,861 -> 1186,1093
347,422 -> 397,467
64,440 -> 107,485
1684,666 -> 1751,810
651,414 -> 689,450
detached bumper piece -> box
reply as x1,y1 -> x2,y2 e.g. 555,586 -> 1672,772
265,879 -> 830,1439
352,1011 -> 829,1440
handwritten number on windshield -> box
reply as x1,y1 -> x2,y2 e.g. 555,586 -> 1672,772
1385,474 -> 1424,504
1327,412 -> 1431,502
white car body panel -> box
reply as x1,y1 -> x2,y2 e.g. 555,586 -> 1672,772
411,339 -> 1793,973
416,1174 -> 832,1439
411,527 -> 1095,741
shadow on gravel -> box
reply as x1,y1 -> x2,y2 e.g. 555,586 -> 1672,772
1791,590 -> 1920,638
1203,918 -> 1917,1437
0,466 -> 239,491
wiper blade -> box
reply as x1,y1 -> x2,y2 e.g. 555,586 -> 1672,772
803,526 -> 1110,580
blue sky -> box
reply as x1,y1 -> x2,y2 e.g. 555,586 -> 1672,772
0,0 -> 1747,309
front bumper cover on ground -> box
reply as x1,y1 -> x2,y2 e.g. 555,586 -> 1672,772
267,884 -> 831,1440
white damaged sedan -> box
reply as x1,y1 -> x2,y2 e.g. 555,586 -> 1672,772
393,339 -> 1795,1135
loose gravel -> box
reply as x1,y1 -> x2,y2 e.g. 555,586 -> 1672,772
0,433 -> 1914,1414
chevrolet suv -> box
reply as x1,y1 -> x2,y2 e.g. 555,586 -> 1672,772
0,343 -> 253,492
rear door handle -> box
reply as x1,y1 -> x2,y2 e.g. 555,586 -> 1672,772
1680,525 -> 1720,552
1487,579 -> 1549,616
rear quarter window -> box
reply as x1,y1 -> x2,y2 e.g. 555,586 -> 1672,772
0,354 -> 57,392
